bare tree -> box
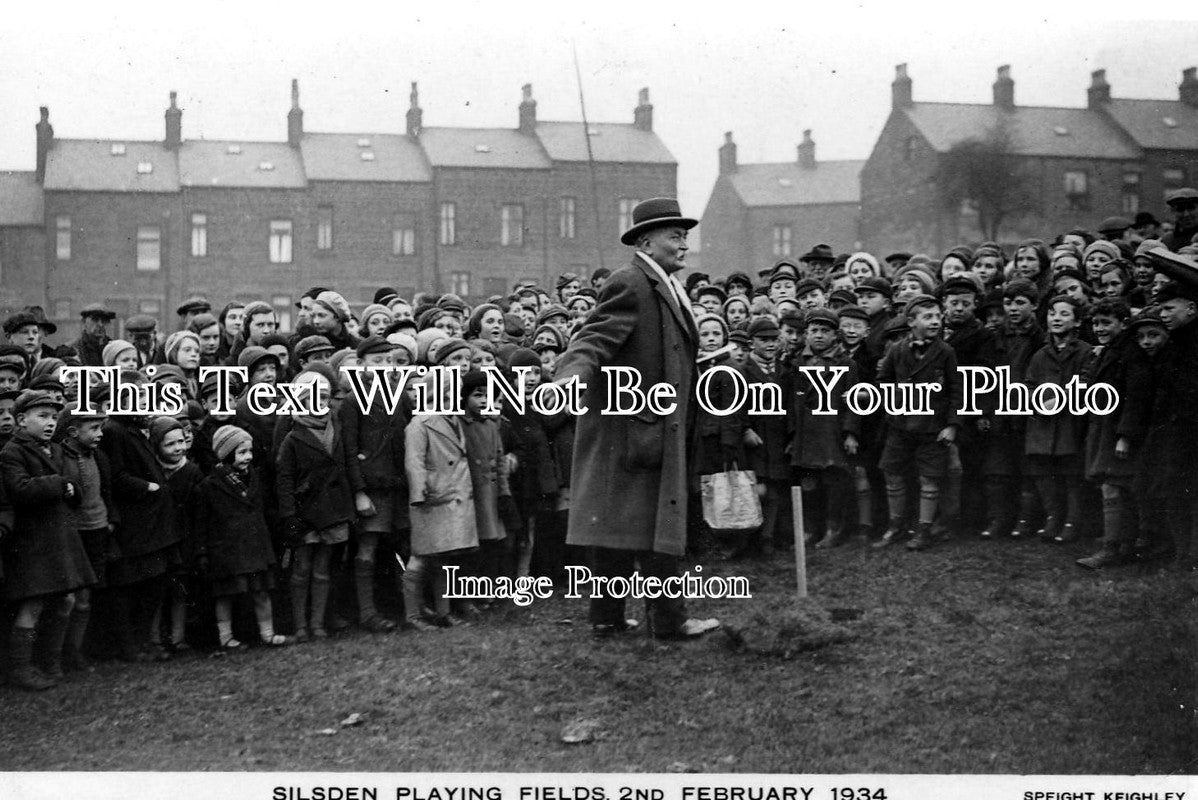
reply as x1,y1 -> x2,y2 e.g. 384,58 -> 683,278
936,120 -> 1034,242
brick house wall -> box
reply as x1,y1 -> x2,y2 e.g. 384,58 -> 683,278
698,176 -> 750,278
0,227 -> 46,320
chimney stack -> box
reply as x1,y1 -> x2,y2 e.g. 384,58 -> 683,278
892,64 -> 913,109
287,78 -> 303,148
1088,69 -> 1111,109
518,84 -> 536,134
406,81 -> 423,137
35,107 -> 53,184
797,129 -> 816,169
993,65 -> 1015,110
634,87 -> 653,131
1181,66 -> 1198,107
718,131 -> 737,176
165,91 -> 182,150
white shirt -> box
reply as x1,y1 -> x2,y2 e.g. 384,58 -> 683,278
634,251 -> 695,329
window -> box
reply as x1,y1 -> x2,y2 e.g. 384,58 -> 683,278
439,202 -> 456,246
773,225 -> 792,257
1064,170 -> 1089,210
618,199 -> 640,237
136,226 -> 161,271
269,220 -> 293,264
501,203 -> 524,247
272,295 -> 292,333
55,215 -> 70,260
559,197 -> 576,239
392,213 -> 416,256
190,213 -> 208,257
1121,172 -> 1141,215
450,271 -> 470,297
316,206 -> 333,251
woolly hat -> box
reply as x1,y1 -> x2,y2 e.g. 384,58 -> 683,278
373,287 -> 399,306
723,295 -> 751,314
694,312 -> 729,339
385,332 -> 418,363
466,303 -> 503,339
149,416 -> 184,450
415,328 -> 449,364
360,304 -> 393,330
314,291 -> 351,322
502,314 -> 526,339
536,305 -> 569,326
432,337 -> 470,365
531,324 -> 566,350
212,424 -> 253,462
1082,240 -> 1121,263
895,265 -> 937,295
973,242 -> 1004,261
164,330 -> 200,365
845,252 -> 881,278
437,294 -> 468,315
506,347 -> 541,372
1003,278 -> 1040,304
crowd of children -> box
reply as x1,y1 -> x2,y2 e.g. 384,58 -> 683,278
1,206 -> 1197,691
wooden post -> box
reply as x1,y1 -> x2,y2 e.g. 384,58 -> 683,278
791,485 -> 807,598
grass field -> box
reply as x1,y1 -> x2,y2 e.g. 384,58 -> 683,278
1,535 -> 1195,773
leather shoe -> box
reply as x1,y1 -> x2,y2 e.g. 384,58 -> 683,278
655,618 -> 720,640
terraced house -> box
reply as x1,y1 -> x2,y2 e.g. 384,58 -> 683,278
0,81 -> 677,339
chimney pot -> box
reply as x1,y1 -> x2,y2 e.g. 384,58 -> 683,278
1181,66 -> 1198,107
518,83 -> 537,133
407,81 -> 423,137
35,106 -> 54,183
165,90 -> 183,150
798,129 -> 816,169
718,130 -> 737,176
634,87 -> 653,132
287,79 -> 303,147
1088,67 -> 1112,108
993,64 -> 1015,109
892,63 -> 913,109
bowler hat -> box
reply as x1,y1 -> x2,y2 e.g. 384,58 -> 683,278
619,198 -> 698,246
80,303 -> 116,321
3,312 -> 41,336
801,244 -> 834,263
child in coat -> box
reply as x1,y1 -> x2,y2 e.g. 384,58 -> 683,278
58,406 -> 117,671
0,390 -> 96,690
1024,295 -> 1095,543
276,365 -> 362,641
148,416 -> 204,651
875,295 -> 964,551
739,317 -> 792,557
404,371 -> 479,630
461,369 -> 512,603
198,425 -> 290,649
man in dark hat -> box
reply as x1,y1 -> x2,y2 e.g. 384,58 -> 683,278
71,304 -> 117,367
554,197 -> 718,641
1133,211 -> 1161,241
123,314 -> 159,369
1163,188 -> 1198,252
175,296 -> 212,330
800,244 -> 835,280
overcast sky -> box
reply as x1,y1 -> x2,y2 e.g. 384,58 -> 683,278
3,2 -> 1197,249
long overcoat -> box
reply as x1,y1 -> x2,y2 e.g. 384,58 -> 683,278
195,465 -> 276,580
405,413 -> 478,556
555,255 -> 697,557
1083,332 -> 1153,482
0,433 -> 96,599
275,423 -> 359,532
1024,337 -> 1094,457
100,418 -> 180,559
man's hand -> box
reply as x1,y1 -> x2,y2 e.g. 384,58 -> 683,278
936,426 -> 957,444
147,482 -> 160,493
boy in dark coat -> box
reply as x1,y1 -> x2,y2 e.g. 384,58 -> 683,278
739,318 -> 792,556
783,308 -> 861,547
874,295 -> 963,551
1,390 -> 96,690
1077,299 -> 1153,568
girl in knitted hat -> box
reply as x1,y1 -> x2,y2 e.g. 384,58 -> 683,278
360,305 -> 394,339
148,416 -> 204,653
196,424 -> 290,649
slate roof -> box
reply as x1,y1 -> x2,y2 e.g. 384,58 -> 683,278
728,160 -> 864,207
534,121 -> 675,164
178,141 -> 306,188
902,103 -> 1141,160
301,133 -> 431,182
43,139 -> 181,192
1102,98 -> 1198,152
418,127 -> 551,169
0,171 -> 44,226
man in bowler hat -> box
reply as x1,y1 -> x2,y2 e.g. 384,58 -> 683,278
554,198 -> 719,640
